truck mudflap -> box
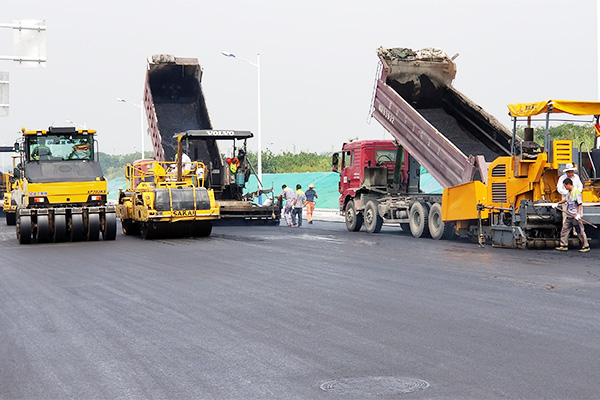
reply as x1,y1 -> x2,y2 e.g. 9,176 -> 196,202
16,205 -> 116,244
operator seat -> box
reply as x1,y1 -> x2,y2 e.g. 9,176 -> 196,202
32,146 -> 52,160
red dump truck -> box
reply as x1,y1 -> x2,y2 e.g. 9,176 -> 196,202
334,47 -> 514,241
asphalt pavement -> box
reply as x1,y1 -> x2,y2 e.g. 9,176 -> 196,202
0,217 -> 599,399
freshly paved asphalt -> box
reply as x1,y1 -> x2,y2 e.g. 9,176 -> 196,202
0,216 -> 599,399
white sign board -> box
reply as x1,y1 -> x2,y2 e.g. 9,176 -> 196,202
0,71 -> 8,117
13,19 -> 46,68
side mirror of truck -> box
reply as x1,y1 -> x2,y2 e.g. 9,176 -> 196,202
13,142 -> 19,152
331,152 -> 339,173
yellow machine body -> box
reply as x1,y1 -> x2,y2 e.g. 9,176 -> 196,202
116,159 -> 220,239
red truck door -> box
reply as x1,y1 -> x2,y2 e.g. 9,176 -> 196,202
340,146 -> 362,193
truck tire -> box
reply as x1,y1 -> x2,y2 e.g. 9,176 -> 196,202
409,201 -> 431,238
364,200 -> 383,234
428,202 -> 454,240
345,200 -> 363,232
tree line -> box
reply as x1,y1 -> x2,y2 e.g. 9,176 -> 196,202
98,124 -> 599,180
518,123 -> 597,150
98,150 -> 333,180
99,123 -> 599,180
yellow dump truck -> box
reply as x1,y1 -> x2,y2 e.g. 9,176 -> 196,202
116,132 -> 220,239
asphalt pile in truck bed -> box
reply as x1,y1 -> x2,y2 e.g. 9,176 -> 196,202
417,108 -> 505,162
154,103 -> 211,162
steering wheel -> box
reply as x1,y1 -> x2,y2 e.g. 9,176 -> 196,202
376,154 -> 393,166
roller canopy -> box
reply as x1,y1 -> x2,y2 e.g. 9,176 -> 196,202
508,100 -> 600,117
175,130 -> 254,139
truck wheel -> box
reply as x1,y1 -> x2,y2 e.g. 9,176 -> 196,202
428,202 -> 454,240
364,200 -> 383,234
409,201 -> 431,238
345,200 -> 363,232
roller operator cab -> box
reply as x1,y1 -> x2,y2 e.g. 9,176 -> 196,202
116,132 -> 220,240
11,126 -> 116,244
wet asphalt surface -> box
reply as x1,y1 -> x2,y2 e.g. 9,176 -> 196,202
0,219 -> 599,399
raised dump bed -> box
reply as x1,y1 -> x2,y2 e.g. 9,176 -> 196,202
372,47 -> 514,188
143,54 -> 280,223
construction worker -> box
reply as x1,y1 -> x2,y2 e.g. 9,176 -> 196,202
278,184 -> 295,227
305,183 -> 318,224
557,163 -> 582,199
292,184 -> 307,227
554,177 -> 590,252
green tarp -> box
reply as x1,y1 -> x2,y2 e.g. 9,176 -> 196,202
108,169 -> 442,210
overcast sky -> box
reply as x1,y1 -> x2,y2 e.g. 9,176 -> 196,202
0,0 -> 597,157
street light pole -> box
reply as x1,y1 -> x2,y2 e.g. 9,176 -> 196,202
221,51 -> 262,188
116,98 -> 145,159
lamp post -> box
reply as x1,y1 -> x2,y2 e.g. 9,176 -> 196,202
116,98 -> 145,159
221,51 -> 262,188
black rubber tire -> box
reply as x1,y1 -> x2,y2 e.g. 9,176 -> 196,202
6,212 -> 16,226
35,214 -> 51,243
409,201 -> 431,238
70,213 -> 85,242
101,212 -> 117,241
345,200 -> 363,232
140,223 -> 153,240
53,214 -> 67,242
364,200 -> 383,234
17,214 -> 32,244
193,222 -> 213,237
121,219 -> 140,236
428,202 -> 454,240
87,213 -> 100,241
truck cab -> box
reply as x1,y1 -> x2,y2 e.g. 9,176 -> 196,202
334,140 -> 408,211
